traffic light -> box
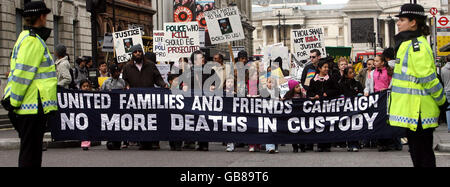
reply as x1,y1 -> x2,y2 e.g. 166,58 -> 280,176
86,0 -> 107,13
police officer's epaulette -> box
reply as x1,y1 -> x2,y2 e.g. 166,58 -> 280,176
412,38 -> 420,52
29,28 -> 37,37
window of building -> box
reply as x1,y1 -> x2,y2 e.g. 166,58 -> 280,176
16,9 -> 23,38
73,20 -> 79,60
339,27 -> 343,36
53,16 -> 60,45
324,27 -> 328,37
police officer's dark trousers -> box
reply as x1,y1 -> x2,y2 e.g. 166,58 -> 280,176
407,122 -> 436,168
11,100 -> 48,168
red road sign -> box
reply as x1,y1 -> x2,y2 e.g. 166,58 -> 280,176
430,7 -> 438,16
439,17 -> 449,27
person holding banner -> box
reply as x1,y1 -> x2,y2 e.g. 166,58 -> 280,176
284,80 -> 306,153
307,60 -> 340,152
339,67 -> 364,152
185,50 -> 220,151
123,44 -> 168,150
389,3 -> 447,167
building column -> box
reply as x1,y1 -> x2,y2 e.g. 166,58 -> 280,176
263,26 -> 267,47
384,20 -> 390,48
273,26 -> 278,44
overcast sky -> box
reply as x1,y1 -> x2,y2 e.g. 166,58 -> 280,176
319,0 -> 349,4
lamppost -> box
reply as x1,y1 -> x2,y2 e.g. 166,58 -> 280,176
277,11 -> 282,44
282,15 -> 287,47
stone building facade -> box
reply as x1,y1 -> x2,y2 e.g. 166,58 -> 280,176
96,0 -> 155,63
0,0 -> 92,94
252,0 -> 448,60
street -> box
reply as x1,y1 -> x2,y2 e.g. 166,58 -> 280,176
1,141 -> 450,167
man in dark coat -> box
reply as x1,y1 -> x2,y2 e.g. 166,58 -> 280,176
122,44 -> 168,150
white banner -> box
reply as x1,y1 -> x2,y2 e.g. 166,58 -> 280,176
164,22 -> 200,62
291,27 -> 326,62
113,28 -> 144,63
204,6 -> 245,44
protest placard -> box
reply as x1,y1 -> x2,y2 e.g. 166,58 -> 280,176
153,30 -> 169,62
113,28 -> 144,63
163,22 -> 201,62
291,27 -> 326,62
102,33 -> 114,53
204,6 -> 245,44
263,45 -> 290,72
156,64 -> 171,84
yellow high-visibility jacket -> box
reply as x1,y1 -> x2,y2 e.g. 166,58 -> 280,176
3,29 -> 58,115
389,36 -> 446,132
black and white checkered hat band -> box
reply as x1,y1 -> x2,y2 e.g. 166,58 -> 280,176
24,8 -> 46,13
401,11 -> 425,16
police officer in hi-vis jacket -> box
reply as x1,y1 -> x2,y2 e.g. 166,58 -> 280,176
389,3 -> 447,168
1,1 -> 57,167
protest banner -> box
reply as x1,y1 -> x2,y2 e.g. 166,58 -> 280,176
49,88 -> 405,144
153,30 -> 169,62
113,28 -> 144,63
204,6 -> 245,45
291,27 -> 326,62
163,22 -> 201,62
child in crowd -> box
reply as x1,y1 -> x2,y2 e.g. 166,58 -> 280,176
356,59 -> 375,88
262,77 -> 281,154
80,79 -> 93,151
247,66 -> 261,152
225,76 -> 237,152
333,57 -> 349,83
168,74 -> 183,151
102,64 -> 128,150
307,60 -> 340,152
284,80 -> 306,153
364,55 -> 393,96
365,55 -> 394,152
339,67 -> 364,152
